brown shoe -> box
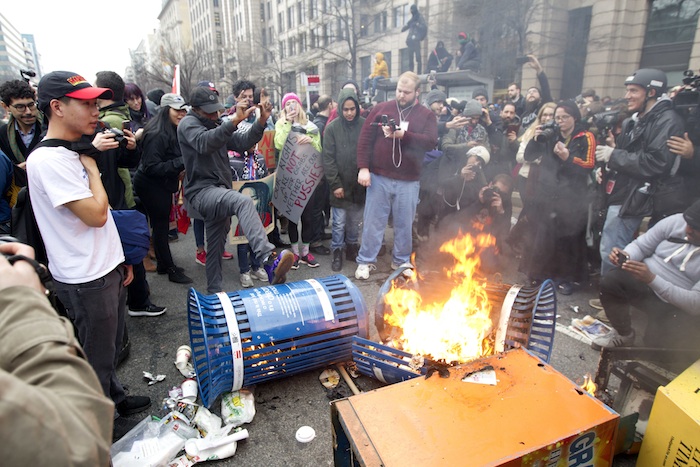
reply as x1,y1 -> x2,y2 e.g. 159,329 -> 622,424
143,256 -> 157,272
589,298 -> 603,310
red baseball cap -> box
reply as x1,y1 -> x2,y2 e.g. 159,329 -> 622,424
38,71 -> 113,112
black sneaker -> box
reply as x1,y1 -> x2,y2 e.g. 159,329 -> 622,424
309,244 -> 331,255
113,416 -> 140,442
300,253 -> 320,268
117,395 -> 151,416
263,249 -> 294,284
128,304 -> 167,317
167,267 -> 193,284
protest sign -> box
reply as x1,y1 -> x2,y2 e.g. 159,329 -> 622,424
229,173 -> 276,245
272,132 -> 324,224
258,130 -> 277,170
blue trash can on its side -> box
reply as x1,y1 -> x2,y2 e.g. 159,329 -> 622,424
188,274 -> 368,407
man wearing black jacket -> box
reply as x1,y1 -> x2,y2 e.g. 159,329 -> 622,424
0,79 -> 43,203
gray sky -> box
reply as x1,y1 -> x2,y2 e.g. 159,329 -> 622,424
3,0 -> 162,83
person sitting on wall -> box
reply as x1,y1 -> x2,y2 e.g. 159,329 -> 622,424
363,53 -> 389,98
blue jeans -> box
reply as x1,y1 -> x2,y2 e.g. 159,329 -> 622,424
237,243 -> 260,273
363,76 -> 381,95
331,205 -> 363,250
356,173 -> 420,265
599,204 -> 644,275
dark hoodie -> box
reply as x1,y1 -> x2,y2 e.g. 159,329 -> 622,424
322,89 -> 366,208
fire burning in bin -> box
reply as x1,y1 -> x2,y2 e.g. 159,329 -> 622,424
354,232 -> 557,383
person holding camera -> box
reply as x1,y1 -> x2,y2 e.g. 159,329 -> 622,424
274,93 -> 323,269
355,72 -> 438,279
0,240 -> 114,463
520,101 -> 596,294
590,200 -> 700,350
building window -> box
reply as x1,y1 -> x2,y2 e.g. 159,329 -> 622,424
278,12 -> 284,32
216,31 -> 222,46
299,33 -> 306,53
337,17 -> 345,41
641,0 -> 700,75
309,0 -> 316,19
213,0 -> 219,6
298,1 -> 305,24
262,29 -> 267,46
260,3 -> 265,21
360,15 -> 369,37
214,12 -> 221,26
288,6 -> 295,29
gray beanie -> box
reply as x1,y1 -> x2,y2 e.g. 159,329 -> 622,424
425,89 -> 447,107
462,99 -> 483,118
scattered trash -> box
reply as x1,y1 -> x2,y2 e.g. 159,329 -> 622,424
569,315 -> 613,341
169,386 -> 183,400
221,390 -> 256,427
111,413 -> 198,467
409,355 -> 425,371
319,368 -> 340,389
295,426 -> 316,443
181,378 -> 198,403
184,428 -> 249,463
192,405 -> 222,436
143,371 -> 166,386
569,305 -> 580,313
175,345 -> 196,378
336,364 -> 362,395
462,365 -> 497,386
344,361 -> 360,379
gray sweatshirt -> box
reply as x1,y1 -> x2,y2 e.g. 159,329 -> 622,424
177,110 -> 264,215
625,213 -> 700,315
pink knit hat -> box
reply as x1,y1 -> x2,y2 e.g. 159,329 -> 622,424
281,92 -> 302,109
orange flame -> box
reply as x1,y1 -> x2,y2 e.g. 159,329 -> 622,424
581,374 -> 597,395
382,231 -> 497,363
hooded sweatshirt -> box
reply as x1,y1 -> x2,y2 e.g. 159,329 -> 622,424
625,213 -> 700,315
369,53 -> 389,79
322,89 -> 366,209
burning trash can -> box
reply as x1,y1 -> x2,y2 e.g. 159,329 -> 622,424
188,275 -> 367,407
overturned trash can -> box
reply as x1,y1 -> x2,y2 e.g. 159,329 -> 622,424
188,275 -> 368,407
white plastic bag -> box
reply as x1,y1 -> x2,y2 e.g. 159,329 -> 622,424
221,390 -> 256,426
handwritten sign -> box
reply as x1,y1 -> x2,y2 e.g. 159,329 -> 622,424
228,173 -> 276,245
272,133 -> 324,224
258,130 -> 277,170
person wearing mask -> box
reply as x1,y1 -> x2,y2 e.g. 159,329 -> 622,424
456,32 -> 480,72
427,41 -> 453,73
401,5 -> 427,74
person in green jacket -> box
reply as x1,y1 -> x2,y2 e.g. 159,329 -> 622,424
322,88 -> 366,271
274,92 -> 322,269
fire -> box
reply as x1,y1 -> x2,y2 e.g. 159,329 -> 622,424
581,374 -> 597,395
382,232 -> 497,363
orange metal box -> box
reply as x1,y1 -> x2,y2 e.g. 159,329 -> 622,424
332,348 -> 618,466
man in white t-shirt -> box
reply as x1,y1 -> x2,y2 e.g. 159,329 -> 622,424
28,71 -> 151,439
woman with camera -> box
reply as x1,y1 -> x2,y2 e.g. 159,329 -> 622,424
519,100 -> 596,295
274,93 -> 322,269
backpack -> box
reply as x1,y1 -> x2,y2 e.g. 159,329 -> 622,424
11,185 -> 48,265
413,18 -> 427,41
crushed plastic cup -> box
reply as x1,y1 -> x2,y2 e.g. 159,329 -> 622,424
181,378 -> 198,403
192,405 -> 222,435
176,345 -> 192,368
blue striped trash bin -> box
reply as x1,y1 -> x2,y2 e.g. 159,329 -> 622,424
188,275 -> 368,407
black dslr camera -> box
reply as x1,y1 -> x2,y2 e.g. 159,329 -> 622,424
674,70 -> 700,112
592,110 -> 621,143
534,120 -> 559,143
482,186 -> 500,203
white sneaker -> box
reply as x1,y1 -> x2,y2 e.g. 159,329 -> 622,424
240,272 -> 254,288
391,262 -> 413,270
252,268 -> 268,281
591,329 -> 635,350
355,263 -> 376,280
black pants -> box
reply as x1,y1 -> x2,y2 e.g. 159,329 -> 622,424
407,41 -> 422,74
600,267 -> 700,348
134,173 -> 176,270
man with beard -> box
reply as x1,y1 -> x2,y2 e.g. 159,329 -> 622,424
590,200 -> 700,350
520,55 -> 553,129
507,82 -> 526,117
354,72 -> 437,279
481,102 -> 521,181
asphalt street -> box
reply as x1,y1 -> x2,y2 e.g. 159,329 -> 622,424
116,219 -> 639,466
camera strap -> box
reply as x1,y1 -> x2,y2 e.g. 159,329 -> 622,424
4,254 -> 54,297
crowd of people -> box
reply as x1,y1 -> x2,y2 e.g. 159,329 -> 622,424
1,51 -> 699,453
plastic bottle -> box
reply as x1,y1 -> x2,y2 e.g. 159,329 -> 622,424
184,429 -> 249,462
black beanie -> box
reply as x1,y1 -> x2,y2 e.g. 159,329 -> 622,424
472,87 -> 488,101
556,100 -> 582,122
684,199 -> 700,230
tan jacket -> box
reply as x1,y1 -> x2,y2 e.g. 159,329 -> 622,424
0,287 -> 114,466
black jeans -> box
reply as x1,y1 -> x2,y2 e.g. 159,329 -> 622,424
599,267 -> 700,348
134,173 -> 176,270
407,41 -> 422,74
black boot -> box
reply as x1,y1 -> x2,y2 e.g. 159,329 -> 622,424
167,266 -> 193,284
332,248 -> 343,272
346,243 -> 359,262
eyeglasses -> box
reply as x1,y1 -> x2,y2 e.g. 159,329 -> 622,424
555,115 -> 572,122
10,101 -> 37,112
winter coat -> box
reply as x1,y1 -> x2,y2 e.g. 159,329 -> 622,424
138,125 -> 184,193
369,53 -> 389,79
99,103 -> 138,208
322,89 -> 366,209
